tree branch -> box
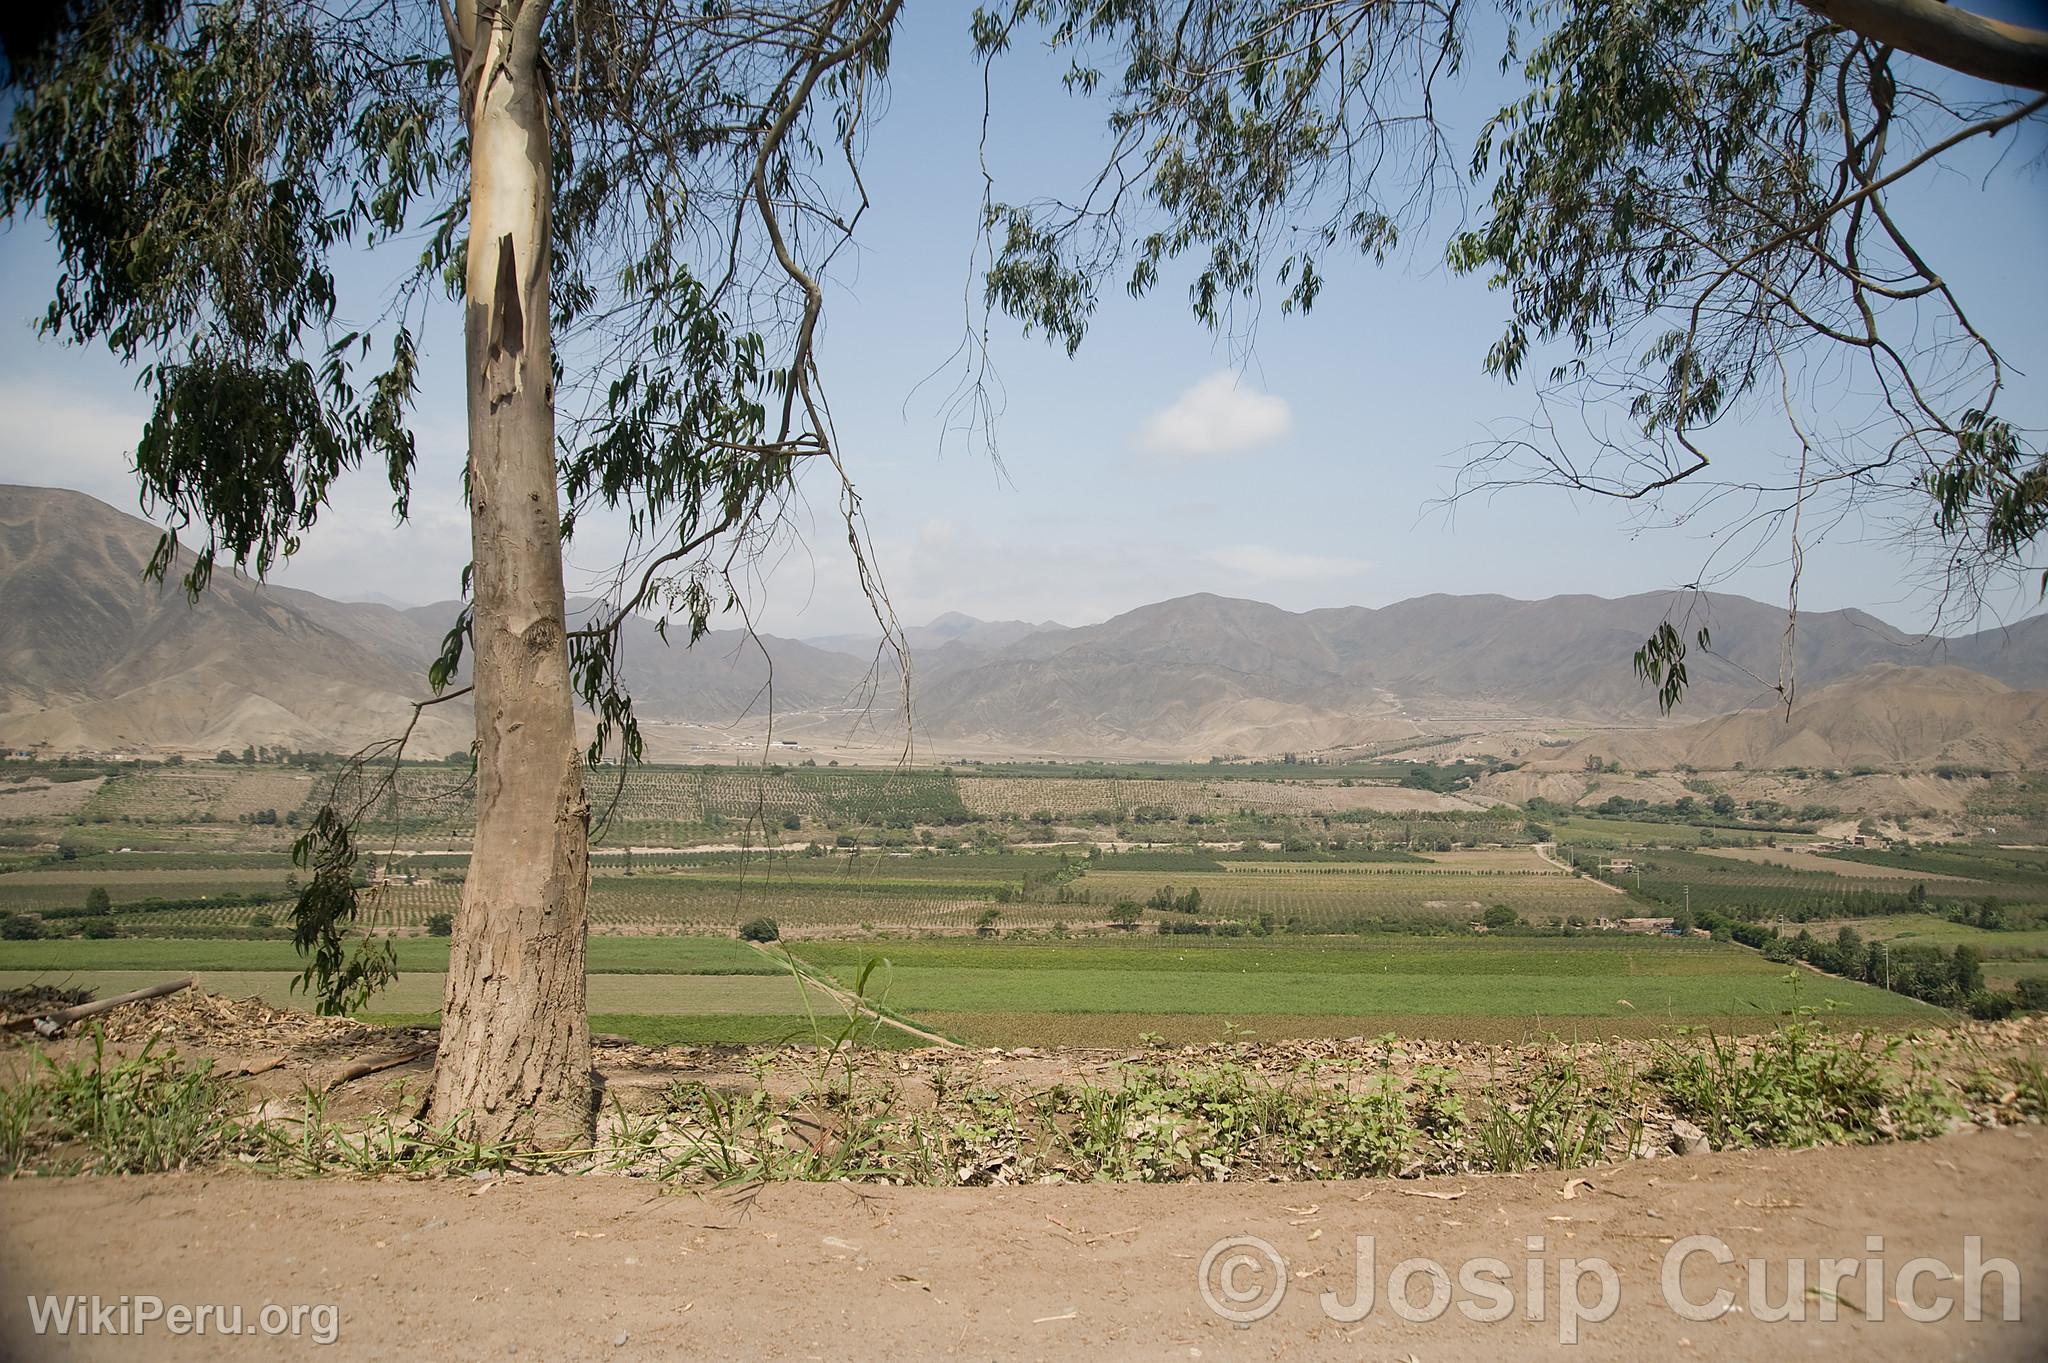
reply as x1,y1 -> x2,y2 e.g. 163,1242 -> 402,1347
1802,0 -> 2048,92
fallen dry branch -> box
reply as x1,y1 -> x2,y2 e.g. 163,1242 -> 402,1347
3,977 -> 194,1033
325,1044 -> 436,1091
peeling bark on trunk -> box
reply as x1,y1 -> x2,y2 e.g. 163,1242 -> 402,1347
429,0 -> 593,1147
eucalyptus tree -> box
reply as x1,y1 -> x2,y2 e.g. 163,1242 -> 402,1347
1,0 -> 902,1143
972,0 -> 2048,709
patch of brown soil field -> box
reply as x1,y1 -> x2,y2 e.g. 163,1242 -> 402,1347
0,776 -> 103,819
1468,768 -> 1596,807
1694,846 -> 1987,882
2,1130 -> 2044,1361
1206,780 -> 1487,814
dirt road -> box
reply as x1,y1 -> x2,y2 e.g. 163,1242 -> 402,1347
2,1128 -> 2043,1362
1533,841 -> 1626,893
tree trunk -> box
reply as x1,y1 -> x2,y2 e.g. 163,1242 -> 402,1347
429,0 -> 594,1147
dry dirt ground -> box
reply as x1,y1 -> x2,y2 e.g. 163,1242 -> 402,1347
0,1130 -> 2043,1362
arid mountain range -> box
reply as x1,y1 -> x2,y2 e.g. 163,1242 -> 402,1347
5,483 -> 2046,766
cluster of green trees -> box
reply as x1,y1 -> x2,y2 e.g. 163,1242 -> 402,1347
1397,762 -> 1486,794
213,747 -> 346,768
1684,905 -> 2034,1019
1773,925 -> 2018,1017
1545,793 -> 1843,831
0,912 -> 45,940
1158,913 -> 1277,938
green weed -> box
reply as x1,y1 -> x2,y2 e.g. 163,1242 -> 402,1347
1650,1024 -> 1958,1149
2,1030 -> 248,1174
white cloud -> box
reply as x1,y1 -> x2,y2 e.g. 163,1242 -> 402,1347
1132,371 -> 1291,460
1202,544 -> 1370,582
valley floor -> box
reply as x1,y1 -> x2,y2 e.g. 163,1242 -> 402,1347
1,1128 -> 2044,1361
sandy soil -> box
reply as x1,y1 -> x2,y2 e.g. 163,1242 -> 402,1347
0,1129 -> 2042,1362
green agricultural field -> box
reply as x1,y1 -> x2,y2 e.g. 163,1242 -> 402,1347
0,935 -> 785,976
43,852 -> 302,871
1550,815 -> 1793,847
0,927 -> 918,1051
357,1011 -> 910,1047
18,834 -> 2044,956
786,936 -> 1939,1046
0,969 -> 848,1020
1600,848 -> 1999,920
4,927 -> 1945,1051
1823,843 -> 2048,889
0,867 -> 298,911
1078,862 -> 1622,928
1804,914 -> 2048,958
0,934 -> 866,1044
347,874 -> 1012,935
1983,959 -> 2048,990
2,846 -> 1819,938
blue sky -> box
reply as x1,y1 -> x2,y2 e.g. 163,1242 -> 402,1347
2,3 -> 2045,641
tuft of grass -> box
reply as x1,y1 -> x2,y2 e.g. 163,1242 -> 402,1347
1474,1055 -> 1633,1172
2,1030 -> 249,1175
260,1087 -> 544,1177
1650,1024 -> 1958,1150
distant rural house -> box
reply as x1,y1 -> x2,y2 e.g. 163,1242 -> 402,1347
1602,858 -> 1635,874
1618,917 -> 1675,934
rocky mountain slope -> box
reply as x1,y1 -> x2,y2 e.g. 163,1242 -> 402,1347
7,484 -> 2046,760
1527,665 -> 2048,773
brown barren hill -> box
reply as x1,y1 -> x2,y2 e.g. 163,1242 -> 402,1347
0,484 -> 474,756
1532,665 -> 2048,774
